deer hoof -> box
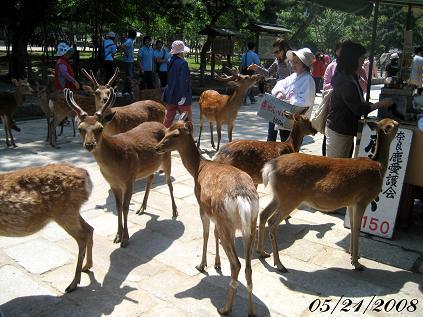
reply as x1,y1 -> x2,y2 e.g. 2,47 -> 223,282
218,306 -> 231,315
65,281 -> 78,293
120,239 -> 129,248
172,210 -> 178,218
136,207 -> 146,215
353,262 -> 365,271
195,263 -> 206,272
113,234 -> 121,244
257,250 -> 270,258
82,263 -> 92,272
276,263 -> 288,273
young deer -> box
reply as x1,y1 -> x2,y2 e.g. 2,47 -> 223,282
259,118 -> 399,272
0,79 -> 33,147
155,113 -> 259,317
214,112 -> 317,186
64,88 -> 177,247
82,69 -> 165,135
197,72 -> 261,150
0,163 -> 94,293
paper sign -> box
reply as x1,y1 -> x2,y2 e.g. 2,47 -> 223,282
257,93 -> 308,130
344,124 -> 413,238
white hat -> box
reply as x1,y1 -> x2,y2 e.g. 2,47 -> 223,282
390,52 -> 399,60
55,42 -> 74,57
108,32 -> 116,38
287,48 -> 314,67
171,40 -> 190,55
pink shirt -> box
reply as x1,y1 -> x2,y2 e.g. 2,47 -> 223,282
323,60 -> 337,90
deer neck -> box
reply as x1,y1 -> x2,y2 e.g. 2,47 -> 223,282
177,136 -> 202,179
373,134 -> 393,176
228,85 -> 250,107
285,124 -> 304,152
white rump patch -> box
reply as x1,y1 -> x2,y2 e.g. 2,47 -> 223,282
48,100 -> 54,112
262,162 -> 275,187
224,195 -> 259,236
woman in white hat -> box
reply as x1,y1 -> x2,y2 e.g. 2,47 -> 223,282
54,42 -> 79,92
271,47 -> 316,141
163,40 -> 193,129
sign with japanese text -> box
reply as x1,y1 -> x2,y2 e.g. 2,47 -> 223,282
344,124 -> 413,238
257,93 -> 308,130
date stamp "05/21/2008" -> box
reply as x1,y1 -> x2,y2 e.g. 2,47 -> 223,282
308,297 -> 419,314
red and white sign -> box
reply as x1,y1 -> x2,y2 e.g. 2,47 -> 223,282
344,124 -> 413,238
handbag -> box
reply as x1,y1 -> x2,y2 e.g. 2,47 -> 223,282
311,89 -> 332,134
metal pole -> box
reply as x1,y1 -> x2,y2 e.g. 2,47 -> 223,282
366,0 -> 380,102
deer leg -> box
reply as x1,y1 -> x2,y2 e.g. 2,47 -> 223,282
214,225 -> 221,269
351,203 -> 366,271
2,115 -> 11,147
216,123 -> 222,151
80,216 -> 94,272
71,116 -> 76,137
162,153 -> 178,218
54,212 -> 91,293
227,123 -> 233,143
120,184 -> 133,248
209,122 -> 215,149
58,120 -> 64,136
7,117 -> 17,148
136,174 -> 154,215
347,206 -> 353,254
268,208 -> 293,272
196,116 -> 203,148
243,220 -> 257,317
196,210 -> 210,272
257,198 -> 278,258
217,226 -> 240,315
46,117 -> 50,142
111,186 -> 124,244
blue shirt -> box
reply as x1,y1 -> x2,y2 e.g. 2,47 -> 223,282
154,48 -> 171,72
138,46 -> 154,71
241,50 -> 260,67
163,56 -> 192,105
121,38 -> 134,63
103,39 -> 117,62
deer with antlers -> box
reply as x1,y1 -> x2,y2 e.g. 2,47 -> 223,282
214,112 -> 317,187
259,118 -> 399,272
64,87 -> 177,247
81,68 -> 165,135
0,163 -> 93,292
0,79 -> 33,147
196,71 -> 261,150
155,113 -> 259,317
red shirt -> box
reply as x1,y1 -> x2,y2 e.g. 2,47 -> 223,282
312,60 -> 325,78
54,57 -> 77,91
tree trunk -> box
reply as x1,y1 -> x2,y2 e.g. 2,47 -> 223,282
200,35 -> 213,85
11,33 -> 30,79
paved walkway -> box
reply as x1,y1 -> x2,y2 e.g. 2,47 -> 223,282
1,90 -> 423,317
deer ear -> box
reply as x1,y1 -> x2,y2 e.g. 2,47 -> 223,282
82,85 -> 95,95
382,122 -> 397,135
101,112 -> 115,125
367,121 -> 378,131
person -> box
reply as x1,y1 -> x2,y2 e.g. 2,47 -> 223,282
120,29 -> 136,94
363,57 -> 378,80
154,39 -> 171,87
138,35 -> 155,89
409,46 -> 423,87
240,42 -> 260,104
54,42 -> 79,92
102,31 -> 117,81
312,53 -> 325,94
323,51 -> 331,67
271,48 -> 316,141
325,40 -> 394,158
385,52 -> 400,78
163,40 -> 192,129
248,38 -> 292,141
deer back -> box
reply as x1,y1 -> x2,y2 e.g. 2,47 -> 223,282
199,90 -> 231,122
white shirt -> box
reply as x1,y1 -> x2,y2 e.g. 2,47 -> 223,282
410,54 -> 423,86
271,71 -> 316,129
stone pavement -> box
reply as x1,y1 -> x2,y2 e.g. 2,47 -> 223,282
1,89 -> 423,317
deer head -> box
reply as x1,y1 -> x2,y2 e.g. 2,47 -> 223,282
64,87 -> 116,151
81,68 -> 119,108
12,78 -> 34,95
155,113 -> 191,154
283,111 -> 317,136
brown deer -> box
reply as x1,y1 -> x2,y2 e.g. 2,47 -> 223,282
64,88 -> 177,248
155,113 -> 259,317
196,72 -> 261,150
0,78 -> 33,147
82,69 -> 165,135
258,118 -> 399,272
213,112 -> 317,186
0,163 -> 94,293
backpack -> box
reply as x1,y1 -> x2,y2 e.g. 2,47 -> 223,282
311,89 -> 333,134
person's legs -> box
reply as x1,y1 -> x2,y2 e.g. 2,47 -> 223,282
144,71 -> 155,89
103,61 -> 113,82
267,122 -> 278,141
122,62 -> 132,94
279,129 -> 290,142
248,88 -> 256,103
325,127 -> 354,158
158,71 -> 167,87
164,104 -> 178,128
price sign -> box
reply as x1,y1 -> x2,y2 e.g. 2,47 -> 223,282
344,124 -> 413,238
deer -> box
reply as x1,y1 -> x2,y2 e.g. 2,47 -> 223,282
0,78 -> 34,147
0,163 -> 94,293
155,113 -> 259,317
196,71 -> 262,151
258,118 -> 399,272
81,69 -> 165,135
213,112 -> 317,186
64,88 -> 178,248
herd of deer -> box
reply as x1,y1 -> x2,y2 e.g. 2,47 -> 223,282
0,69 -> 399,317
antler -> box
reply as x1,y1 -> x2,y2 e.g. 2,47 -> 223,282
95,87 -> 116,119
81,68 -> 99,88
106,67 -> 120,87
215,73 -> 238,82
63,88 -> 88,118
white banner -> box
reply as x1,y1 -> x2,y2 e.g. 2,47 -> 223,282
344,124 -> 413,238
257,93 -> 308,130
